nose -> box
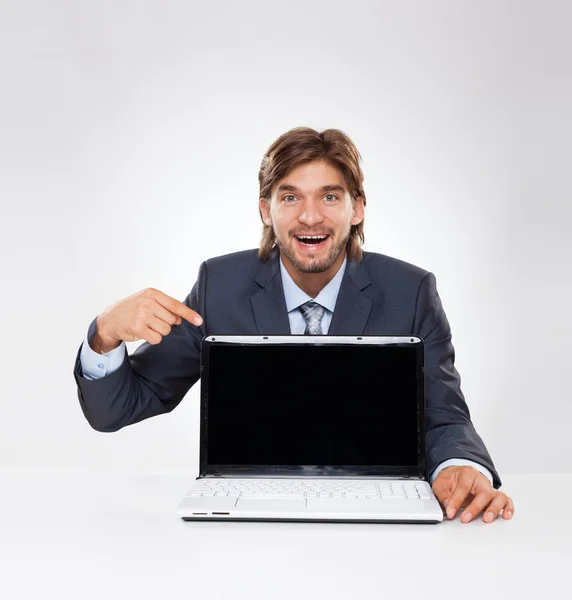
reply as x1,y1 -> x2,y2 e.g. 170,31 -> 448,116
297,199 -> 325,227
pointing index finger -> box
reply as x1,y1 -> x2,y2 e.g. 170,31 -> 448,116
154,290 -> 203,326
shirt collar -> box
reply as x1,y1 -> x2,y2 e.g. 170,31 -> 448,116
279,254 -> 347,313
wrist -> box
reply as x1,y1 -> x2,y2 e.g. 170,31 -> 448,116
91,316 -> 121,354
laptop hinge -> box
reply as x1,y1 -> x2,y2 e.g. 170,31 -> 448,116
201,473 -> 427,480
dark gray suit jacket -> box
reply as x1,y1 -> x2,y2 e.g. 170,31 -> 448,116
73,248 -> 501,488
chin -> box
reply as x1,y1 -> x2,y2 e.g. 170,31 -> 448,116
286,246 -> 339,274
294,259 -> 333,274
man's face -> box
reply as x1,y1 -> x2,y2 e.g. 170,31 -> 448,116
259,160 -> 364,273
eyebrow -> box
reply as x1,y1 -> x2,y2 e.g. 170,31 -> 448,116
276,184 -> 346,194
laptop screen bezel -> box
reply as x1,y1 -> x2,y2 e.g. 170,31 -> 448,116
198,335 -> 426,479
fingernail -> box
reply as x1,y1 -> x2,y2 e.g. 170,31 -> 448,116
485,512 -> 494,522
194,317 -> 203,326
507,511 -> 512,519
447,507 -> 456,519
443,498 -> 449,508
462,512 -> 472,523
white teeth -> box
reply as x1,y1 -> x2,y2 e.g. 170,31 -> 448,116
298,235 -> 326,240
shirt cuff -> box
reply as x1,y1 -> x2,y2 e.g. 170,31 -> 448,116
79,317 -> 126,380
429,458 -> 494,486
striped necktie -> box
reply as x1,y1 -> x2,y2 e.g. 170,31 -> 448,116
299,301 -> 326,335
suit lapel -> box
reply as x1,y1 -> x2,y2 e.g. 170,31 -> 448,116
250,249 -> 292,334
328,256 -> 373,335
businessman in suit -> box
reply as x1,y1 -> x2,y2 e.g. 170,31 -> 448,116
74,126 -> 514,525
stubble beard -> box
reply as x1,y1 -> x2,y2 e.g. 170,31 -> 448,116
276,229 -> 351,274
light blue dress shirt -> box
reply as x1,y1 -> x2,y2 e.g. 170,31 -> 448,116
280,255 -> 346,335
80,254 -> 493,486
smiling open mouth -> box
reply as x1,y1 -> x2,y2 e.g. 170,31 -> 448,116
295,234 -> 330,246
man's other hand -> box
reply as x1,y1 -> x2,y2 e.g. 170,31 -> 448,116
432,465 -> 514,524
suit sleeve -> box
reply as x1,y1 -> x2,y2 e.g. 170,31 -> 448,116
414,272 -> 502,489
72,261 -> 208,432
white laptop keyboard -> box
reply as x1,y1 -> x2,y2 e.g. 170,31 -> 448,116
189,479 -> 433,500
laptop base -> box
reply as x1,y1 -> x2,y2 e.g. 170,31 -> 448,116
181,517 -> 442,524
178,491 -> 444,523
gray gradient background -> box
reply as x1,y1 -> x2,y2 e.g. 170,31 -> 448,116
0,0 -> 569,473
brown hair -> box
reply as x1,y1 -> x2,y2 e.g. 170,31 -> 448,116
258,127 -> 367,262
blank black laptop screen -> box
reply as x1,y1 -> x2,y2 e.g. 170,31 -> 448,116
204,343 -> 422,468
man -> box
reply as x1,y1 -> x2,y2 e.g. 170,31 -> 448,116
73,127 -> 514,525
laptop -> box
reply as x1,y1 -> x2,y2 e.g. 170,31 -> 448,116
178,335 -> 444,524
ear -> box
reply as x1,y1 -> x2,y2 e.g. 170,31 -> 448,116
259,197 -> 272,225
351,196 -> 365,225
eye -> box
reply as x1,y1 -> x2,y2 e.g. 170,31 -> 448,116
282,195 -> 296,203
324,194 -> 338,202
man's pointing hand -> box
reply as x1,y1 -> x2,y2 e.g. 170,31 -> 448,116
91,288 -> 203,354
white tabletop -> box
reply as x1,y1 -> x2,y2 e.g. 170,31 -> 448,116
0,469 -> 568,599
